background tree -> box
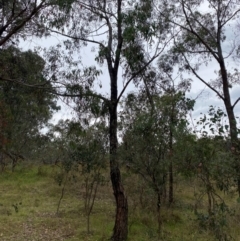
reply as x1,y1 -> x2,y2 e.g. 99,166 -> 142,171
162,0 -> 240,195
0,0 -> 50,47
0,46 -> 59,170
120,90 -> 194,233
133,54 -> 194,205
164,0 -> 240,149
191,109 -> 235,241
47,118 -> 108,234
69,122 -> 107,234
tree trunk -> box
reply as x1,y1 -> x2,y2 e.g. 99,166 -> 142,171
168,160 -> 173,205
11,158 -> 17,172
220,59 -> 237,142
168,118 -> 174,205
238,179 -> 240,197
107,1 -> 128,236
109,81 -> 128,241
110,166 -> 128,241
219,58 -> 240,195
87,214 -> 90,234
157,192 -> 162,236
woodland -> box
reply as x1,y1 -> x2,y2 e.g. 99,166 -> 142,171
0,0 -> 240,240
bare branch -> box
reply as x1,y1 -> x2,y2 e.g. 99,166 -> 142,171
232,97 -> 240,110
117,37 -> 171,104
113,0 -> 123,75
0,75 -> 110,104
221,3 -> 240,27
78,0 -> 117,21
47,28 -> 105,47
181,53 -> 224,101
53,90 -> 109,104
0,76 -> 49,88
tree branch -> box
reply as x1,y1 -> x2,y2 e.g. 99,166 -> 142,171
47,28 -> 105,48
0,0 -> 46,46
113,0 -> 123,76
221,5 -> 240,27
232,97 -> 240,110
180,0 -> 219,61
186,3 -> 217,42
117,36 -> 173,104
181,53 -> 224,101
0,76 -> 49,88
52,89 -> 110,104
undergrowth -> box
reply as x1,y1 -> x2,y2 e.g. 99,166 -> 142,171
0,164 -> 239,240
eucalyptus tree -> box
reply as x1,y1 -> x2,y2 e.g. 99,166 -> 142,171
0,0 -> 51,47
48,118 -> 107,234
156,57 -> 194,204
191,111 -> 236,240
43,1 -> 171,239
163,0 -> 240,145
120,91 -> 193,232
133,55 -> 194,205
0,46 -> 59,170
162,0 -> 240,195
68,121 -> 107,234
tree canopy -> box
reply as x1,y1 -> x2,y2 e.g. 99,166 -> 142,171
0,46 -> 59,167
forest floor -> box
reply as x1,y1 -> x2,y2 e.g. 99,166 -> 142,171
0,163 -> 239,241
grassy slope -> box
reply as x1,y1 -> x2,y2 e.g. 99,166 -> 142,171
0,164 -> 239,240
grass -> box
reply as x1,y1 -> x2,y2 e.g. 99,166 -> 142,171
0,164 -> 239,240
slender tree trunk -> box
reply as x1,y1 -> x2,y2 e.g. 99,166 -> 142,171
56,173 -> 68,215
219,57 -> 240,195
222,83 -> 240,196
87,213 -> 90,234
220,60 -> 237,142
162,174 -> 167,203
168,160 -> 173,205
168,115 -> 174,205
12,158 -> 17,172
157,192 -> 162,236
238,180 -> 240,197
109,80 -> 128,241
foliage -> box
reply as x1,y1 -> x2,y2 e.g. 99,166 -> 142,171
0,0 -> 50,46
164,0 -> 240,143
49,119 -> 108,233
120,90 -> 194,175
120,90 -> 194,233
0,46 -> 59,169
189,107 -> 236,241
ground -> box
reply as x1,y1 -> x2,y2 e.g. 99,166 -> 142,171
0,164 -> 239,240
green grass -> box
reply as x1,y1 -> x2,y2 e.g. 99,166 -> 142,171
0,164 -> 239,240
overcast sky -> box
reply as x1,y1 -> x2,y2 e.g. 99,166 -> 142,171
19,4 -> 240,133
20,37 -> 240,131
